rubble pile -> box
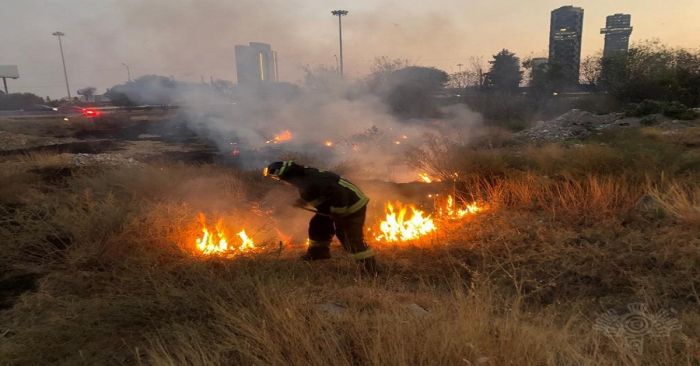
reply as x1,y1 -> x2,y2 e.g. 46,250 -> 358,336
71,153 -> 142,167
517,109 -> 638,142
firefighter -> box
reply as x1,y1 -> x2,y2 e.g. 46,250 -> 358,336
263,161 -> 376,272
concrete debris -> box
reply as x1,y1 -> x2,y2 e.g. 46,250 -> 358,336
71,153 -> 142,167
517,109 -> 634,142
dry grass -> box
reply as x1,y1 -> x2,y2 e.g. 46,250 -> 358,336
1,146 -> 699,365
648,182 -> 700,225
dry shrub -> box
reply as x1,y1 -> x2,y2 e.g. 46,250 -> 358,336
648,182 -> 700,225
468,173 -> 642,222
16,151 -> 71,167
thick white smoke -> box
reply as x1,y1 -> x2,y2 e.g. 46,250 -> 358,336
175,77 -> 483,182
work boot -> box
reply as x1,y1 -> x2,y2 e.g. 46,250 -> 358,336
359,257 -> 378,274
301,245 -> 331,261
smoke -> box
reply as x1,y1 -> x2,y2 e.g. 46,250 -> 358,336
171,75 -> 482,182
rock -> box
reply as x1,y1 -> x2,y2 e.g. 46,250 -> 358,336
640,114 -> 658,126
71,153 -> 142,167
316,302 -> 347,316
403,303 -> 429,317
632,194 -> 667,220
516,109 -> 630,142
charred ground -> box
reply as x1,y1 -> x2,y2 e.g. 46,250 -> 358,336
0,112 -> 699,365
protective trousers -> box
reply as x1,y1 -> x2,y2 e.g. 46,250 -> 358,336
307,205 -> 374,260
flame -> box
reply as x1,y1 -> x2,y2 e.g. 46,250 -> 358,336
324,140 -> 334,147
266,130 -> 292,144
237,230 -> 255,251
440,195 -> 484,219
194,213 -> 255,256
374,202 -> 436,242
373,196 -> 485,243
418,173 -> 433,183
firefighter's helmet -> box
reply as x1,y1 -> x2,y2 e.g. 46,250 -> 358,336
263,161 -> 295,180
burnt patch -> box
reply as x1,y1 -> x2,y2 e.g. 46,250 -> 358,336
31,166 -> 79,185
0,140 -> 120,156
0,272 -> 41,310
146,149 -> 221,164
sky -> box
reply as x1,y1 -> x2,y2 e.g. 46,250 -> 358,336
1,0 -> 699,99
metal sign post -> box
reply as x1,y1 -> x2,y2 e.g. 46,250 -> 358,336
0,65 -> 19,94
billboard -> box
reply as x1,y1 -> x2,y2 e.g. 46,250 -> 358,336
0,65 -> 19,79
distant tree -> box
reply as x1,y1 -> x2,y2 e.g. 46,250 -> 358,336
365,56 -> 411,93
580,54 -> 602,87
485,49 -> 522,93
383,66 -> 448,119
0,92 -> 45,110
447,71 -> 470,89
600,41 -> 700,106
105,75 -> 179,105
467,56 -> 488,89
77,87 -> 97,101
301,64 -> 343,92
522,57 -> 552,102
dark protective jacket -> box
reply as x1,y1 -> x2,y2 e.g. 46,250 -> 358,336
283,166 -> 368,217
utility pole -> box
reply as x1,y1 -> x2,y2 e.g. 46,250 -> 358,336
52,31 -> 71,99
331,10 -> 348,76
121,62 -> 132,82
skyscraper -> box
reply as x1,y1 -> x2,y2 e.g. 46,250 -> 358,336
601,13 -> 633,58
235,42 -> 279,85
548,6 -> 584,87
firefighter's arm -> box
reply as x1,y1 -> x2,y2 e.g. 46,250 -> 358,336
299,183 -> 327,208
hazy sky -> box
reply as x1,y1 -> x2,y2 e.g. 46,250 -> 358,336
1,0 -> 698,98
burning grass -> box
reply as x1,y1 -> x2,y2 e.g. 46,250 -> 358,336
0,146 -> 699,364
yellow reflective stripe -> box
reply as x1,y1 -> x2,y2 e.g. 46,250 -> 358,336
308,240 -> 330,248
330,197 -> 368,216
277,160 -> 293,176
352,248 -> 374,260
308,197 -> 326,207
331,179 -> 368,216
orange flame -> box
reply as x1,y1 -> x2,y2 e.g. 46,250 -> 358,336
373,196 -> 485,243
194,213 -> 255,255
440,195 -> 484,219
266,130 -> 292,144
418,172 -> 442,183
374,202 -> 436,242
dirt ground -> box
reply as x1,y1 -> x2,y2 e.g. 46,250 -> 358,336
0,114 -> 698,365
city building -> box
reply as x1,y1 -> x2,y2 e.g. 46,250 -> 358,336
601,13 -> 633,58
548,6 -> 584,86
234,42 -> 279,85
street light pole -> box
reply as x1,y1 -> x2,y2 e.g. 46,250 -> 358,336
52,31 -> 71,99
122,62 -> 132,82
331,10 -> 348,77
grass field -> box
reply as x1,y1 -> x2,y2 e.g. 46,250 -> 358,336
1,123 -> 699,365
